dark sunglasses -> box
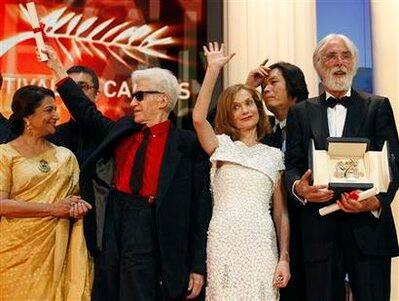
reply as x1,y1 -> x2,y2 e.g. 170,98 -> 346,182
131,90 -> 163,102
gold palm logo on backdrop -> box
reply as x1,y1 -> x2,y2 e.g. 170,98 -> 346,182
0,4 -> 176,68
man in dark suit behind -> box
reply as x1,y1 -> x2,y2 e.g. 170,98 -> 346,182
0,73 -> 14,143
285,33 -> 399,301
246,61 -> 309,151
43,47 -> 211,301
246,61 -> 309,301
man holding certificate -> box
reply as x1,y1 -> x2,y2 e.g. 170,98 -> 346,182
284,33 -> 399,301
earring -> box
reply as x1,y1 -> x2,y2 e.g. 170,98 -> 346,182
25,121 -> 33,135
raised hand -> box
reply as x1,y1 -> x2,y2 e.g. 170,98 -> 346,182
245,60 -> 270,88
294,169 -> 334,203
36,45 -> 68,80
203,42 -> 235,70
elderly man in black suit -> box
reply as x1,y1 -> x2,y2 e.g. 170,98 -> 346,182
285,33 -> 399,301
42,47 -> 211,301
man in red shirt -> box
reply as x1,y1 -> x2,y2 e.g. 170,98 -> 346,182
42,47 -> 211,301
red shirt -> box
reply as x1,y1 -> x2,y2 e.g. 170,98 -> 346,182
113,120 -> 170,196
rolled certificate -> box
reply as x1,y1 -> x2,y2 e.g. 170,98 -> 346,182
26,2 -> 48,61
319,186 -> 379,216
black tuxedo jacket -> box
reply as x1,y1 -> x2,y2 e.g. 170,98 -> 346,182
57,78 -> 211,297
284,89 -> 399,262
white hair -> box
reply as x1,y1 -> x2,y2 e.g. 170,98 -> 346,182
131,67 -> 180,112
313,33 -> 359,76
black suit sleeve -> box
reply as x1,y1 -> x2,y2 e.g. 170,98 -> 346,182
0,114 -> 14,143
373,98 -> 399,215
284,106 -> 308,205
57,78 -> 115,142
189,143 -> 212,275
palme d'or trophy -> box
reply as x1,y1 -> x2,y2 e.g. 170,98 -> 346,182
307,138 -> 392,216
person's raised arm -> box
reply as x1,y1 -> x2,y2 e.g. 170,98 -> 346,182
192,42 -> 235,156
39,46 -> 114,141
245,59 -> 270,89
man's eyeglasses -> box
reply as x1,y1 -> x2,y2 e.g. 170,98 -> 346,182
322,52 -> 353,64
131,91 -> 163,102
77,81 -> 96,91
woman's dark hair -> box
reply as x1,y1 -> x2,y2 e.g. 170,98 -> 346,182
268,62 -> 309,102
8,85 -> 55,136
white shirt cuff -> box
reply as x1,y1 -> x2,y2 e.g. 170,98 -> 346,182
292,180 -> 307,205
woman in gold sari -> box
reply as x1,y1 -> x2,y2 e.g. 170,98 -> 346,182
0,85 -> 93,300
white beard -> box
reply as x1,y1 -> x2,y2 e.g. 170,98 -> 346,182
322,66 -> 355,91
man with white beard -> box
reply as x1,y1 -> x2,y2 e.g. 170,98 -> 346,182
284,33 -> 399,301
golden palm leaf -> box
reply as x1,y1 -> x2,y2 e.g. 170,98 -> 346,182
0,5 -> 176,67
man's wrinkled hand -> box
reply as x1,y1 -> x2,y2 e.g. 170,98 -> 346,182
337,192 -> 380,213
295,169 -> 334,203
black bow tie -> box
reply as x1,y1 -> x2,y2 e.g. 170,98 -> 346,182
324,96 -> 352,108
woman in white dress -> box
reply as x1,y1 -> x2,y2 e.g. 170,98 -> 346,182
193,42 -> 290,300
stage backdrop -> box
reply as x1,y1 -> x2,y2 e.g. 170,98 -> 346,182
0,0 -> 222,129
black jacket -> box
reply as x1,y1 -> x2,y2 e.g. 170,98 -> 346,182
48,119 -> 98,166
57,78 -> 211,297
0,113 -> 14,144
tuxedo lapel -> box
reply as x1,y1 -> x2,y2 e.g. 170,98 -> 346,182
308,94 -> 330,149
342,90 -> 367,137
156,127 -> 182,207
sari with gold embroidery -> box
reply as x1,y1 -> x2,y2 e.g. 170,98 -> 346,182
0,143 -> 92,301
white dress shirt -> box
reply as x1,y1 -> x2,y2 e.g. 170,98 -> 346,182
325,90 -> 350,137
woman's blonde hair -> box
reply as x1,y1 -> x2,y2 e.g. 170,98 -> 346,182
214,84 -> 271,141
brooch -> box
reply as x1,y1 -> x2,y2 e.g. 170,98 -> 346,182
38,159 -> 51,173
